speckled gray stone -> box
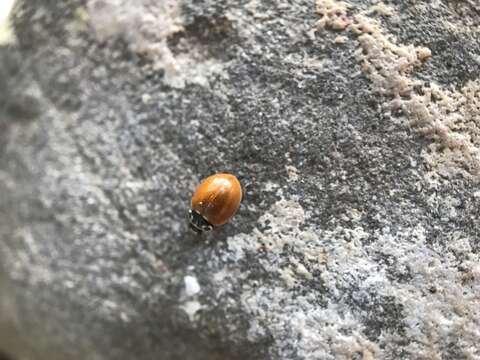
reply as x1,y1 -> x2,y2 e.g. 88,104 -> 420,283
1,0 -> 480,359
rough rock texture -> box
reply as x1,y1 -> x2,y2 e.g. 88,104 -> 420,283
1,0 -> 480,359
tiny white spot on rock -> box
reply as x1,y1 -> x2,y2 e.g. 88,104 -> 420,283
181,300 -> 202,322
141,93 -> 151,104
184,275 -> 201,297
120,312 -> 130,323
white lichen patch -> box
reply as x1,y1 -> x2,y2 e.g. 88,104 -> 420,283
87,0 -> 224,88
220,197 -> 480,359
316,0 -> 480,180
0,0 -> 16,45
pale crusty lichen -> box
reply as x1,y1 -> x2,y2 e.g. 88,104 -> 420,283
87,0 -> 225,88
317,0 -> 480,181
87,0 -> 183,88
218,197 -> 383,359
316,0 -> 351,31
218,196 -> 480,359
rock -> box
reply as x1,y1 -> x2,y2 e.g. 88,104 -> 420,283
1,0 -> 480,359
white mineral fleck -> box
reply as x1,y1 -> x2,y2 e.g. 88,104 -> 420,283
184,275 -> 201,297
181,300 -> 202,322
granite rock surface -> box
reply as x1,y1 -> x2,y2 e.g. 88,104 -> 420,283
1,0 -> 480,359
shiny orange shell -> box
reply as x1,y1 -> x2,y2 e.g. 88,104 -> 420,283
191,173 -> 242,226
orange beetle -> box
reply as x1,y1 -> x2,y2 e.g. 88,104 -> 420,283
189,173 -> 242,233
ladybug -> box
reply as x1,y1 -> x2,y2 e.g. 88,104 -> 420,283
189,173 -> 242,233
